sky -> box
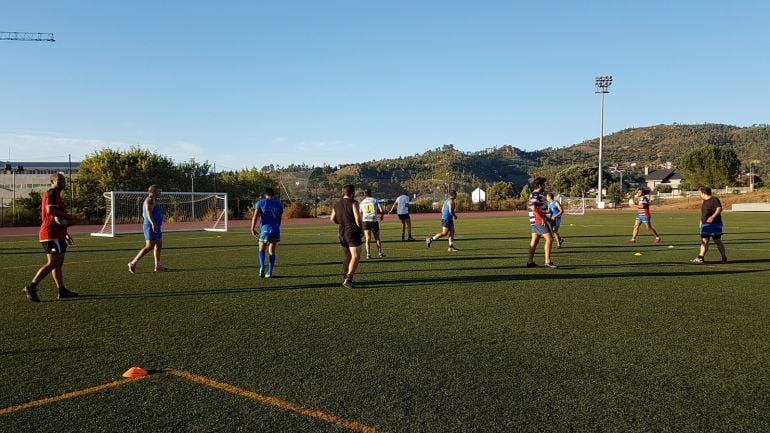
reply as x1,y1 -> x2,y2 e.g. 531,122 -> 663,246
2,0 -> 769,171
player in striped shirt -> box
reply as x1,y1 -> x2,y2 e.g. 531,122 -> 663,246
628,187 -> 661,244
526,177 -> 557,268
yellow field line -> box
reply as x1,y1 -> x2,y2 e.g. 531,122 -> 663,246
0,377 -> 141,415
165,369 -> 387,433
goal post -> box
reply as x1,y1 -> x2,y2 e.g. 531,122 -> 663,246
560,196 -> 587,216
91,191 -> 228,237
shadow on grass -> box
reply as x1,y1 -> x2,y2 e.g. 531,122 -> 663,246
0,345 -> 101,356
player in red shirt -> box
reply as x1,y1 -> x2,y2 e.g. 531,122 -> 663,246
23,173 -> 79,302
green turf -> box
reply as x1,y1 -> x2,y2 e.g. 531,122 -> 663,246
1,212 -> 769,432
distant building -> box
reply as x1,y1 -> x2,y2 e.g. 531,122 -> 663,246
644,169 -> 682,192
1,161 -> 81,202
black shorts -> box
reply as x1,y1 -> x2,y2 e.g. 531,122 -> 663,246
40,240 -> 68,255
362,221 -> 380,233
339,226 -> 363,248
398,214 -> 410,221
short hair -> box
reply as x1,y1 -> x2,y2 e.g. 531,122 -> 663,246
364,188 -> 372,197
636,187 -> 647,194
699,186 -> 712,196
532,177 -> 546,189
148,184 -> 158,193
343,184 -> 355,196
546,192 -> 555,199
264,187 -> 275,197
449,190 -> 457,198
50,173 -> 64,183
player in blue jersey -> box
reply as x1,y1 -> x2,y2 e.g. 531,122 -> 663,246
527,178 -> 557,268
251,187 -> 284,278
546,193 -> 564,248
426,190 -> 458,252
128,185 -> 166,273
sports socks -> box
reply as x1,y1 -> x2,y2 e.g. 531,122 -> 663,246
268,254 -> 276,274
258,250 -> 266,269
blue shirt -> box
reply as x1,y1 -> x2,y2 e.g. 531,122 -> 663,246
143,196 -> 163,227
256,198 -> 283,226
441,198 -> 454,220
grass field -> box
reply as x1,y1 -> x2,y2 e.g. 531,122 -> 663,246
1,211 -> 769,433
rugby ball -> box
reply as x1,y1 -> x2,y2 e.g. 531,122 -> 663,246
54,216 -> 71,227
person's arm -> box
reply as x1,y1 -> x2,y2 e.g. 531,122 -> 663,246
377,201 -> 385,221
250,204 -> 260,237
554,202 -> 564,218
389,200 -> 397,214
706,205 -> 722,223
450,198 -> 458,219
145,197 -> 159,232
330,208 -> 338,224
352,201 -> 362,227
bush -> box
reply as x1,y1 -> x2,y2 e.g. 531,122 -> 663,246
284,201 -> 310,218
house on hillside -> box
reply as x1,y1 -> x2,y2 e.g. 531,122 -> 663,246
644,169 -> 682,192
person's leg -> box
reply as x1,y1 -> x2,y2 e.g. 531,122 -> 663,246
714,239 -> 726,260
528,233 -> 540,263
699,237 -> 710,258
267,242 -> 277,276
51,254 -> 65,289
543,233 -> 554,264
406,218 -> 414,239
400,220 -> 406,240
32,254 -> 58,285
645,222 -> 661,241
342,247 -> 352,277
347,246 -> 361,276
131,240 -> 153,264
364,230 -> 372,257
630,220 -> 641,241
447,226 -> 456,250
153,239 -> 164,270
375,232 -> 383,255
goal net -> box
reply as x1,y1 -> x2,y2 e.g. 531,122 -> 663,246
561,196 -> 586,215
91,191 -> 228,237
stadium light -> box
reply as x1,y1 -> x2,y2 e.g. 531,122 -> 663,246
749,159 -> 760,191
595,76 -> 612,208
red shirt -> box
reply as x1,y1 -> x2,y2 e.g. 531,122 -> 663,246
39,188 -> 68,241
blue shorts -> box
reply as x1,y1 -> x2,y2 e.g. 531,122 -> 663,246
550,217 -> 561,229
636,215 -> 651,224
531,224 -> 550,236
259,224 -> 281,243
700,223 -> 723,240
441,218 -> 454,229
143,225 -> 162,241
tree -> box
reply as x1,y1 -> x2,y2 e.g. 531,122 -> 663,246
487,181 -> 516,209
552,164 -> 603,197
606,183 -> 623,205
678,145 -> 741,188
519,184 -> 531,201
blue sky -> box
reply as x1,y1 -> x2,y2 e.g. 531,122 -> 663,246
2,1 -> 768,171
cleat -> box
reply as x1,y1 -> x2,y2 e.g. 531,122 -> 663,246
557,243 -> 562,249
128,262 -> 136,274
23,284 -> 41,303
378,252 -> 386,258
544,262 -> 559,269
57,287 -> 79,299
366,254 -> 372,259
526,262 -> 538,268
265,272 -> 272,278
154,265 -> 167,273
447,246 -> 458,252
721,256 -> 728,264
627,238 -> 637,244
259,268 -> 266,278
425,237 -> 432,248
407,237 -> 416,241
690,257 -> 704,264
654,238 -> 662,244
342,279 -> 355,288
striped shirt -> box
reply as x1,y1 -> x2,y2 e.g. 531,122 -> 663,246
528,192 -> 547,225
637,195 -> 651,218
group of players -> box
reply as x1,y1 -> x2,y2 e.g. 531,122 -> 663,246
21,173 -> 729,300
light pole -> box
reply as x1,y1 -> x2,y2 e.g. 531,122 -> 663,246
190,172 -> 195,219
595,75 -> 613,208
749,160 -> 760,192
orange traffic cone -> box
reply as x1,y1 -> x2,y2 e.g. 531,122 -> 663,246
122,366 -> 149,378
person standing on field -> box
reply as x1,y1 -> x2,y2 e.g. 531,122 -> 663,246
330,184 -> 363,288
628,187 -> 661,244
526,177 -> 558,268
389,191 -> 415,241
23,173 -> 78,302
426,190 -> 459,252
251,187 -> 284,278
691,186 -> 727,264
359,189 -> 385,259
128,185 -> 166,273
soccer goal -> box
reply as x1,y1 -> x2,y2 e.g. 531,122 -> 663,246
561,196 -> 587,215
91,191 -> 228,237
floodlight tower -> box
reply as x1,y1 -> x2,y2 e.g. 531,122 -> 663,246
595,76 -> 612,208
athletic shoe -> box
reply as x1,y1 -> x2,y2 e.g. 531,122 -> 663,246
447,246 -> 459,252
155,265 -> 167,273
259,268 -> 266,278
690,257 -> 704,264
654,237 -> 662,244
265,272 -> 272,278
378,252 -> 386,258
627,238 -> 637,243
57,287 -> 79,299
721,256 -> 728,264
426,237 -> 432,248
526,262 -> 538,268
544,262 -> 559,269
556,243 -> 562,249
23,284 -> 40,303
342,279 -> 355,288
366,253 -> 372,260
407,237 -> 416,241
128,262 -> 136,274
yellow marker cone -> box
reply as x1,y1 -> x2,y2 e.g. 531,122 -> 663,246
634,252 -> 642,256
668,245 -> 675,249
122,366 -> 149,378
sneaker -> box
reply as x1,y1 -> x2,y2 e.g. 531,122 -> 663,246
23,284 -> 40,303
654,237 -> 662,244
721,256 -> 728,264
627,238 -> 637,244
155,265 -> 167,273
690,257 -> 704,264
544,262 -> 559,269
366,253 -> 372,260
526,262 -> 538,268
57,287 -> 79,299
259,267 -> 266,278
265,272 -> 272,278
426,237 -> 433,248
128,262 -> 136,274
407,237 -> 416,241
378,252 -> 386,258
342,279 -> 355,288
447,246 -> 459,252
556,243 -> 562,249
